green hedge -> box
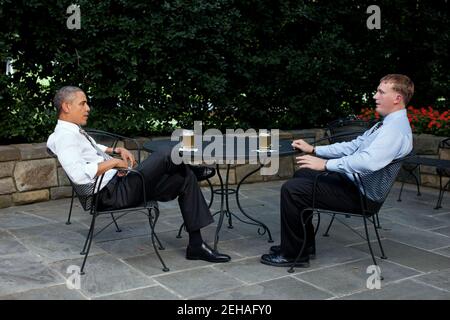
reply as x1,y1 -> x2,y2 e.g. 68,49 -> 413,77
0,0 -> 448,143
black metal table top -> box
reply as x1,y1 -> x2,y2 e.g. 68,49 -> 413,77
404,156 -> 450,169
143,137 -> 300,162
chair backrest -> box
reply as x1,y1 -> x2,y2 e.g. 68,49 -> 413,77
356,154 -> 412,204
85,129 -> 142,163
326,117 -> 372,143
438,137 -> 450,176
47,147 -> 98,211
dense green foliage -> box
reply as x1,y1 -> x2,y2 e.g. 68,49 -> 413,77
0,0 -> 448,143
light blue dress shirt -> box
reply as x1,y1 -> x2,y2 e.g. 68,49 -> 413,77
315,109 -> 413,185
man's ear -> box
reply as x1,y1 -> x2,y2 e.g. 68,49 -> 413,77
61,101 -> 71,113
394,93 -> 403,105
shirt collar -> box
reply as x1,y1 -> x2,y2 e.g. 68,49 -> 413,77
56,119 -> 82,133
382,109 -> 407,125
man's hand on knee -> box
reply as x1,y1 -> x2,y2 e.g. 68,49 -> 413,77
296,155 -> 327,171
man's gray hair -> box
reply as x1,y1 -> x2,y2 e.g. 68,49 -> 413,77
53,86 -> 83,116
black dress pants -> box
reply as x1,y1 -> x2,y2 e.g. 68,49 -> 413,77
97,147 -> 214,232
280,169 -> 380,258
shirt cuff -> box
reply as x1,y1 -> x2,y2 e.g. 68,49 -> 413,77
98,144 -> 108,152
324,158 -> 340,172
314,145 -> 327,157
85,162 -> 98,179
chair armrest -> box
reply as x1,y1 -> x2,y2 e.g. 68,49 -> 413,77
85,129 -> 143,163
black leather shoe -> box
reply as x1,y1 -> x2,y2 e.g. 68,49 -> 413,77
260,253 -> 309,268
189,165 -> 216,182
270,244 -> 316,259
186,242 -> 231,263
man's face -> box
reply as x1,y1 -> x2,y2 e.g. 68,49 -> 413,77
373,81 -> 402,116
63,91 -> 90,126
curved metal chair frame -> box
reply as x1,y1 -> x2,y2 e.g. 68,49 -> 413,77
288,153 -> 411,277
65,129 -> 142,225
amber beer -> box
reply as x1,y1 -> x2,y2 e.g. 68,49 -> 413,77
182,130 -> 195,149
259,132 -> 271,150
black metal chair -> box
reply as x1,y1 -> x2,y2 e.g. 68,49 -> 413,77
64,129 -> 142,225
397,137 -> 450,209
325,116 -> 372,144
48,147 -> 168,274
435,138 -> 450,209
396,159 -> 422,202
288,154 -> 412,276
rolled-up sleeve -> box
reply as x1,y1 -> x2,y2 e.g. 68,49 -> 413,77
52,133 -> 99,184
324,128 -> 411,175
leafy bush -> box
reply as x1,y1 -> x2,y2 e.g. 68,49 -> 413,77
0,1 -> 448,144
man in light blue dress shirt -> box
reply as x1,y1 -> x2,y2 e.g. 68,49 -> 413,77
261,74 -> 414,267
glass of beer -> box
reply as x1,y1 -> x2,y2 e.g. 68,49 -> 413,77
182,129 -> 195,150
259,131 -> 271,151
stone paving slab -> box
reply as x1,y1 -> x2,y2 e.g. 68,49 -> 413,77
124,247 -> 241,277
213,257 -> 306,284
294,258 -> 420,297
381,207 -> 447,230
1,181 -> 450,300
412,268 -> 450,292
351,239 -> 450,273
197,276 -> 332,300
0,252 -> 65,297
376,221 -> 450,250
50,253 -> 156,299
340,279 -> 450,300
94,285 -> 181,300
154,267 -> 244,299
0,212 -> 52,230
0,284 -> 86,300
435,247 -> 450,257
0,230 -> 29,256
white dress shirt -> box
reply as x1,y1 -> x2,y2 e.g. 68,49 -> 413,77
47,120 -> 117,191
316,109 -> 413,182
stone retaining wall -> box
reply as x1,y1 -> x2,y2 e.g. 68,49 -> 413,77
0,131 -> 448,209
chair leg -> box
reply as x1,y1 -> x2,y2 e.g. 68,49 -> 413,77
397,181 -> 405,202
314,213 -> 321,236
80,214 -> 97,275
363,216 -> 379,268
375,212 -> 382,229
323,214 -> 336,237
206,178 -> 214,209
80,216 -> 96,255
110,213 -> 122,232
434,175 -> 448,209
147,214 -> 169,272
148,207 -> 164,250
66,189 -> 75,225
288,209 -> 312,273
414,167 -> 422,196
176,222 -> 185,238
372,216 -> 387,259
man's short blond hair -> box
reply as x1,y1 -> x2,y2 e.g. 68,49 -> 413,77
380,74 -> 414,105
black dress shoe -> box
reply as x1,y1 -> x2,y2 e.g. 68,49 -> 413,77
186,242 -> 231,263
189,165 -> 216,182
270,244 -> 316,259
260,253 -> 309,268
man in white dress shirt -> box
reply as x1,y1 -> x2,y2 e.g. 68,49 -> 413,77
261,74 -> 414,267
48,86 -> 231,263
